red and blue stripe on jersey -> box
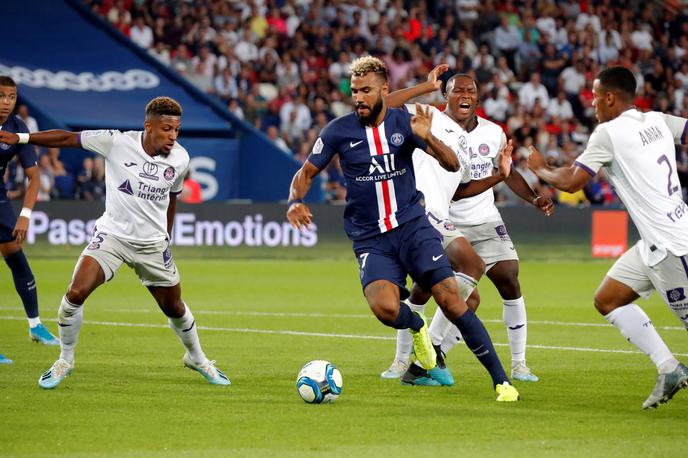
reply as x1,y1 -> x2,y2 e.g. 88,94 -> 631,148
307,108 -> 426,241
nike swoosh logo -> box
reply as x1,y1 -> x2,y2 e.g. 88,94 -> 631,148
445,129 -> 454,133
124,162 -> 137,167
350,140 -> 363,148
432,255 -> 444,261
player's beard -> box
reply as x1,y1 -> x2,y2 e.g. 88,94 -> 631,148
355,95 -> 383,126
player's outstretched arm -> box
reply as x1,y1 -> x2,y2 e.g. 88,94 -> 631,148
12,166 -> 40,244
527,146 -> 591,193
411,104 -> 459,172
453,140 -> 514,200
287,161 -> 319,230
0,130 -> 80,149
505,168 -> 554,216
385,64 -> 448,108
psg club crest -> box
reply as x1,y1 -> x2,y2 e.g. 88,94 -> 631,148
164,166 -> 175,181
443,221 -> 456,231
478,143 -> 490,156
666,287 -> 686,303
0,142 -> 9,150
312,137 -> 324,155
390,133 -> 404,146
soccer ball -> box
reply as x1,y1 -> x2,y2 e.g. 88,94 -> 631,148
295,360 -> 343,404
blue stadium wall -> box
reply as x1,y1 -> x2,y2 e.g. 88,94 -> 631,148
0,0 -> 322,203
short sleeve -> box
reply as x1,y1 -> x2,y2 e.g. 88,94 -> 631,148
307,124 -> 338,170
171,163 -> 187,194
658,113 -> 688,144
14,120 -> 37,170
79,130 -> 119,157
574,125 -> 614,176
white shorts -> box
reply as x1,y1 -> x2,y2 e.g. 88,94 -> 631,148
453,219 -> 518,271
607,242 -> 688,322
425,209 -> 464,249
79,231 -> 180,287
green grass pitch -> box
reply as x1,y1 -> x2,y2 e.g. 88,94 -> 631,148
1,253 -> 687,457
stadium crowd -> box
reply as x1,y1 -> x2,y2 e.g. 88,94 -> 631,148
15,0 -> 688,206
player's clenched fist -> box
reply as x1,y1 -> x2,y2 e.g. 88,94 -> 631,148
287,202 -> 313,231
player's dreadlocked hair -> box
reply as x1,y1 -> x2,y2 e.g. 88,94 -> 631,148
0,76 -> 16,87
349,56 -> 388,82
145,96 -> 182,118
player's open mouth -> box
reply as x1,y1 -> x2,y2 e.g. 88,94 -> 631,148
459,102 -> 471,110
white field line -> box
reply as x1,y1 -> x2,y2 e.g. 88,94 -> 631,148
0,307 -> 686,331
1,315 -> 687,357
1,306 -> 685,331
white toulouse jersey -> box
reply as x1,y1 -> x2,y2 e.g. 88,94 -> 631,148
448,116 -> 507,225
575,109 -> 688,266
79,130 -> 189,243
406,104 -> 470,219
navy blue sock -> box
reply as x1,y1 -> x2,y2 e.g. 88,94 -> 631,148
4,250 -> 38,319
390,302 -> 423,332
453,309 -> 509,387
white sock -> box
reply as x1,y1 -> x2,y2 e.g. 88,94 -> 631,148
28,317 -> 41,328
429,308 -> 455,347
503,296 -> 527,365
440,325 -> 463,355
605,304 -> 678,374
429,271 -> 476,346
395,299 -> 424,363
58,295 -> 83,364
169,303 -> 206,365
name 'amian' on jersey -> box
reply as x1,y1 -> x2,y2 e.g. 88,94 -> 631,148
639,125 -> 665,146
355,154 -> 408,182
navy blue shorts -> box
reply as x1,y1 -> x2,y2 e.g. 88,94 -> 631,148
0,199 -> 17,243
352,215 -> 453,299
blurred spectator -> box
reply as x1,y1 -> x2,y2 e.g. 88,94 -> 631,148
37,154 -> 54,202
519,73 -> 549,112
267,125 -> 289,152
494,16 -> 521,71
547,91 -> 574,121
130,16 -> 153,49
227,99 -> 244,120
483,87 -> 509,123
77,157 -> 106,201
180,171 -> 202,204
557,188 -> 589,207
16,104 -> 38,133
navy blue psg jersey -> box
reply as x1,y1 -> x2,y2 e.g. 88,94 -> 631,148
308,108 -> 427,241
0,116 -> 37,197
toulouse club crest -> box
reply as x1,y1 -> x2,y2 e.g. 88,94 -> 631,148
478,143 -> 490,156
163,166 -> 175,181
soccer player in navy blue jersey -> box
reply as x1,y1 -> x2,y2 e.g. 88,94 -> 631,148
287,56 -> 519,401
0,76 -> 58,353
